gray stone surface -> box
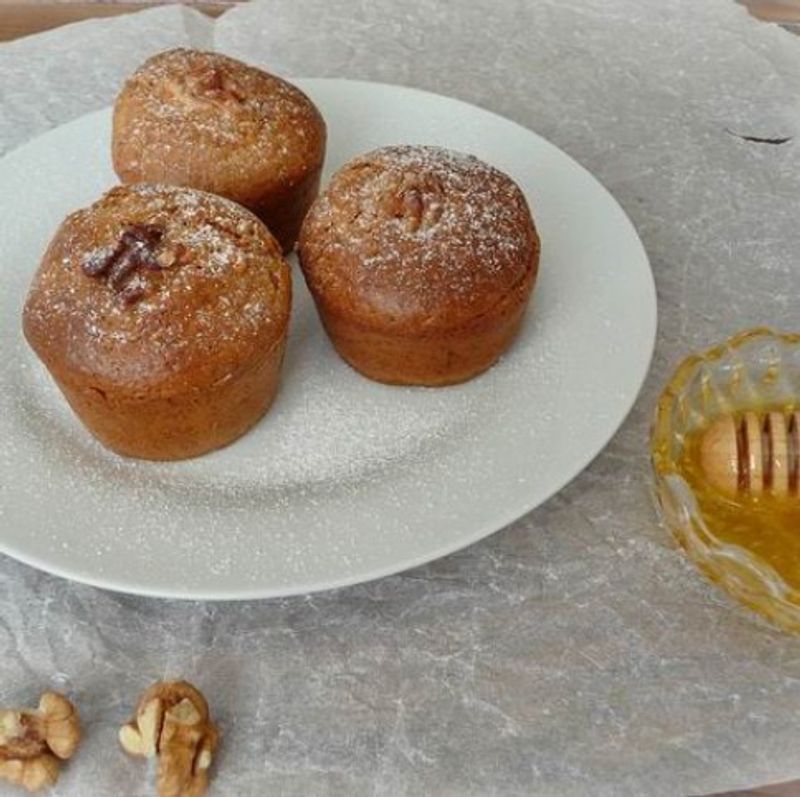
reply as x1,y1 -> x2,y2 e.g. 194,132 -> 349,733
2,1 -> 800,794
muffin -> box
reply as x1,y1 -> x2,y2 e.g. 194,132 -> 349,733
22,183 -> 291,460
298,146 -> 540,386
112,49 -> 326,253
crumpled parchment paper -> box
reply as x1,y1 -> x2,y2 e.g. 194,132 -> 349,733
2,2 -> 800,795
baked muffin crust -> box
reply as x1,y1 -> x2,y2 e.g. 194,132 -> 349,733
23,183 -> 291,459
299,145 -> 540,385
113,49 -> 326,252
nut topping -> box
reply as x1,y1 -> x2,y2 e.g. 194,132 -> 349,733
402,188 -> 424,228
107,250 -> 140,290
117,275 -> 147,306
373,165 -> 447,235
187,66 -> 245,104
390,178 -> 444,233
81,223 -> 167,304
82,249 -> 115,277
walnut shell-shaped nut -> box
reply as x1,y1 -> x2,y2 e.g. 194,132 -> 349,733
120,680 -> 219,797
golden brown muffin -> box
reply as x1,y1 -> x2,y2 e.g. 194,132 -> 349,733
112,49 -> 326,253
298,145 -> 540,386
23,183 -> 291,460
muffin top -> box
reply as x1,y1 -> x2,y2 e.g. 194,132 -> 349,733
298,146 -> 539,330
112,49 -> 326,201
23,184 -> 291,396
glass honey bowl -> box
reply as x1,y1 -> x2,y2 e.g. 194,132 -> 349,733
651,328 -> 800,632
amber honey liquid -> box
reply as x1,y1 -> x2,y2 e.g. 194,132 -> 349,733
681,425 -> 800,588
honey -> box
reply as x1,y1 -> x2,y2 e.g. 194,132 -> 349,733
680,419 -> 800,589
651,329 -> 800,631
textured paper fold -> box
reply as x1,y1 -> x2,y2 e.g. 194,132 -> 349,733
2,2 -> 800,795
0,5 -> 212,157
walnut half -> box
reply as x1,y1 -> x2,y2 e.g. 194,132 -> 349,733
119,681 -> 218,797
0,692 -> 82,792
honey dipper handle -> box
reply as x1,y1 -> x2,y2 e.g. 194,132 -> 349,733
699,411 -> 800,498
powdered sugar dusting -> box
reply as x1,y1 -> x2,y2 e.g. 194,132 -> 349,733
115,49 -> 324,182
24,183 -> 289,389
0,80 -> 654,600
18,272 -> 560,494
300,145 -> 538,326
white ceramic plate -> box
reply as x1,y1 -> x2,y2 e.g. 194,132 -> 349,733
0,79 -> 656,599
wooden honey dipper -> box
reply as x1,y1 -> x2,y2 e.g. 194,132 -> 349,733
700,411 -> 800,498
